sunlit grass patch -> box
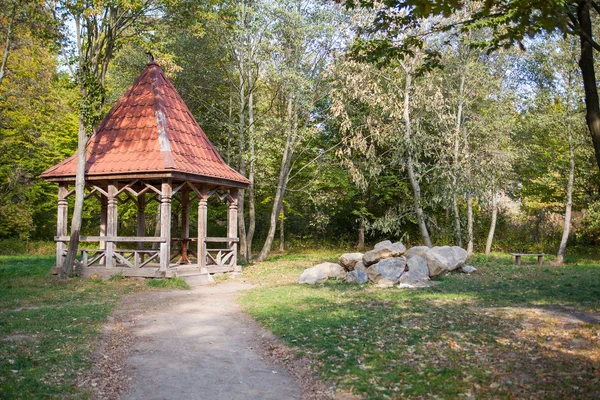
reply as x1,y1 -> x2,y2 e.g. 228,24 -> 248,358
240,252 -> 600,399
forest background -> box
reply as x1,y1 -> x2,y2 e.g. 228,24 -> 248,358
1,0 -> 600,261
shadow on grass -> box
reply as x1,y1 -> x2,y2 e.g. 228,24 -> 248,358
242,282 -> 600,399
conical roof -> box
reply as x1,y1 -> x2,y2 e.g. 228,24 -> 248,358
41,62 -> 249,186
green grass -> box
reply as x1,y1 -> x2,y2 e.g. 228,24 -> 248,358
0,255 -> 181,399
240,252 -> 600,399
145,276 -> 190,289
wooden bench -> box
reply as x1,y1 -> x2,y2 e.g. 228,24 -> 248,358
510,253 -> 545,266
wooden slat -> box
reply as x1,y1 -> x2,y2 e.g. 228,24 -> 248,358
205,237 -> 239,243
114,252 -> 135,268
139,252 -> 160,268
55,236 -> 167,243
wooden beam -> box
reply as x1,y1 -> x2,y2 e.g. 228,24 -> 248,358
54,236 -> 166,242
44,172 -> 250,189
159,179 -> 172,272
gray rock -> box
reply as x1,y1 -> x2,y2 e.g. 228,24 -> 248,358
399,255 -> 430,284
366,257 -> 406,283
339,253 -> 364,271
460,265 -> 478,274
406,246 -> 450,277
374,240 -> 393,249
354,261 -> 367,273
298,262 -> 346,284
431,246 -> 468,271
345,270 -> 368,284
363,242 -> 407,266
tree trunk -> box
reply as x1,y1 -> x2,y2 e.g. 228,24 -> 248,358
237,69 -> 247,262
257,95 -> 295,261
452,74 -> 466,247
485,190 -> 498,257
246,80 -> 256,259
61,117 -> 87,278
577,0 -> 600,171
557,127 -> 575,264
0,3 -> 16,88
357,217 -> 365,251
466,193 -> 474,256
402,69 -> 432,247
279,205 -> 285,252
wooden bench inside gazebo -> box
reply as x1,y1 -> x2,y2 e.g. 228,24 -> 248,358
41,60 -> 249,280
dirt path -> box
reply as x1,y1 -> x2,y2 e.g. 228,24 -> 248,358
103,281 -> 306,400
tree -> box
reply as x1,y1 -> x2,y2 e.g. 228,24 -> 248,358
256,0 -> 345,261
343,0 -> 600,173
53,0 -> 156,278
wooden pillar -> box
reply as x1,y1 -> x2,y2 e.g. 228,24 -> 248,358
197,186 -> 208,272
159,180 -> 172,272
56,183 -> 69,268
106,181 -> 118,268
228,189 -> 239,271
99,195 -> 107,264
180,188 -> 190,264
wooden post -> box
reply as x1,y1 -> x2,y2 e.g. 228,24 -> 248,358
197,186 -> 208,272
106,181 -> 118,268
180,187 -> 189,264
56,183 -> 69,268
228,189 -> 239,271
99,195 -> 107,264
537,255 -> 543,266
159,180 -> 172,272
515,255 -> 521,266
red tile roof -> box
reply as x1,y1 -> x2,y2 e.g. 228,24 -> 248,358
41,62 -> 249,186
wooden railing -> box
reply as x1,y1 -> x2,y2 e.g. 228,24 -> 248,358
205,237 -> 238,271
56,236 -> 237,271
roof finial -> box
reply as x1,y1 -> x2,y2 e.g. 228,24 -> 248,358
146,51 -> 155,65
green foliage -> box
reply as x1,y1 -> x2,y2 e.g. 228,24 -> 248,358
145,277 -> 190,290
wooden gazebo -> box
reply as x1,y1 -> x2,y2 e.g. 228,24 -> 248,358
41,61 -> 249,279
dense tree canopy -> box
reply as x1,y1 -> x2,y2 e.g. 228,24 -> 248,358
1,0 -> 599,259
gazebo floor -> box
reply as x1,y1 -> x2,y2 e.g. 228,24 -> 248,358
51,263 -> 238,279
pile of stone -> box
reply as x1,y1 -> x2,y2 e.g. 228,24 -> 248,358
298,240 -> 477,288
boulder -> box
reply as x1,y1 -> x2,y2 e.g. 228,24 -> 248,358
460,265 -> 478,274
363,241 -> 407,266
366,257 -> 406,283
406,246 -> 450,277
399,255 -> 430,284
354,261 -> 367,273
431,246 -> 468,271
298,262 -> 346,285
345,270 -> 368,284
339,253 -> 364,271
374,240 -> 392,249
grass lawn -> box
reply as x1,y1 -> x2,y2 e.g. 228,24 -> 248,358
0,255 -> 187,399
240,251 -> 600,399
